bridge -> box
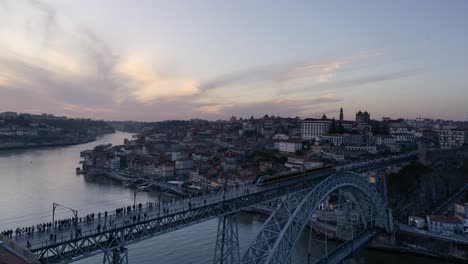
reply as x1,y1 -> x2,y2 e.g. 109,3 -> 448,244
3,153 -> 416,264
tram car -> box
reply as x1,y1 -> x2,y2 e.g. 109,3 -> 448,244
256,165 -> 335,186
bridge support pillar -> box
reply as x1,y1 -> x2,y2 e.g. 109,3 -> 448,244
213,213 -> 240,264
103,247 -> 128,264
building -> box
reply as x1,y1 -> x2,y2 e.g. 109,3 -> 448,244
301,115 -> 333,140
343,134 -> 363,146
274,140 -> 303,153
438,129 -> 464,149
345,145 -> 378,154
160,163 -> 175,178
455,203 -> 468,234
321,134 -> 344,146
355,110 -> 370,123
175,159 -> 193,177
426,215 -> 462,235
389,126 -> 415,143
109,157 -> 121,171
339,108 -> 344,122
0,112 -> 18,119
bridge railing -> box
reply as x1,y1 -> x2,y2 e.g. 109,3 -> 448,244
27,187 -> 257,250
0,233 -> 37,263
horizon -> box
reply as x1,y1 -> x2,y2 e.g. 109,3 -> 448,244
2,108 -> 467,123
1,0 -> 467,121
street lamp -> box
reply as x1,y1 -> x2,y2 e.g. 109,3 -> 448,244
133,188 -> 139,208
158,189 -> 170,217
52,203 -> 78,232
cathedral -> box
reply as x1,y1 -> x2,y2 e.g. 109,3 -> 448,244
355,110 -> 370,123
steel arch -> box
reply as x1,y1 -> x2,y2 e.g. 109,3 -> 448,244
242,171 -> 390,264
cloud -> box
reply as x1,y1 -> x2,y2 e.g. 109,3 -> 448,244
0,1 -> 427,121
26,0 -> 60,42
293,68 -> 424,93
114,55 -> 200,104
198,60 -> 348,92
198,52 -> 383,94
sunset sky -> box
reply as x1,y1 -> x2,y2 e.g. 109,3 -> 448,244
0,0 -> 467,121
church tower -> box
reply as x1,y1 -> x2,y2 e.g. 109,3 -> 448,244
339,107 -> 344,122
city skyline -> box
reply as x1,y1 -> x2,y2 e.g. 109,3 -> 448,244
0,0 -> 467,121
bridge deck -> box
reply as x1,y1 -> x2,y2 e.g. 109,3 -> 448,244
2,154 -> 415,263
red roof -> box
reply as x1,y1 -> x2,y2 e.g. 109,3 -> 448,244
427,215 -> 462,224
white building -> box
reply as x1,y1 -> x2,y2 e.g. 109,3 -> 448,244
301,117 -> 332,140
345,146 -> 378,154
426,215 -> 462,235
274,140 -> 302,153
321,134 -> 344,146
438,129 -> 464,149
109,157 -> 120,171
389,127 -> 415,142
272,134 -> 289,140
455,203 -> 468,234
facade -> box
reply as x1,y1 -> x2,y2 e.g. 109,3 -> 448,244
109,157 -> 121,171
455,203 -> 468,234
343,134 -> 363,146
438,129 -> 464,149
274,140 -> 303,153
321,134 -> 344,146
389,127 -> 415,142
175,159 -> 193,177
345,145 -> 378,154
0,112 -> 18,119
355,110 -> 370,123
160,164 -> 175,178
301,117 -> 332,140
426,215 -> 462,235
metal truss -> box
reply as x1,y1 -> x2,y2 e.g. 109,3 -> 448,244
29,158 -> 407,264
314,228 -> 383,264
213,214 -> 240,264
103,247 -> 128,264
33,175 -> 326,263
241,172 -> 390,264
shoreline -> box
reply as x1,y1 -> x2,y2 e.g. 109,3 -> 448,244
365,243 -> 467,263
0,138 -> 97,151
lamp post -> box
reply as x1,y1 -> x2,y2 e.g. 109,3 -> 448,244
133,188 -> 139,208
52,203 -> 78,232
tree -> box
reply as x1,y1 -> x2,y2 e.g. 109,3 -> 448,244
337,122 -> 344,134
330,118 -> 337,134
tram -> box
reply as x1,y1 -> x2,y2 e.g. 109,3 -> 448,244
256,165 -> 335,186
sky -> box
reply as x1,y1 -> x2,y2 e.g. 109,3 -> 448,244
0,0 -> 467,121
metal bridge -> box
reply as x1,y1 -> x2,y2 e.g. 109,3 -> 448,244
8,154 -> 415,264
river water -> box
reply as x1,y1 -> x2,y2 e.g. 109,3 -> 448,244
0,132 -> 447,263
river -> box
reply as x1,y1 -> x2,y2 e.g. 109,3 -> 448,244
0,132 -> 447,263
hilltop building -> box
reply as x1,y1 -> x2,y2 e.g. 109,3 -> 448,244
355,110 -> 370,123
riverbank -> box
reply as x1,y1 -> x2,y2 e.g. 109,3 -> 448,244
0,137 -> 96,150
366,242 -> 468,263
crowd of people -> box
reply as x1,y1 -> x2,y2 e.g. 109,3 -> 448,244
1,183 -> 256,250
